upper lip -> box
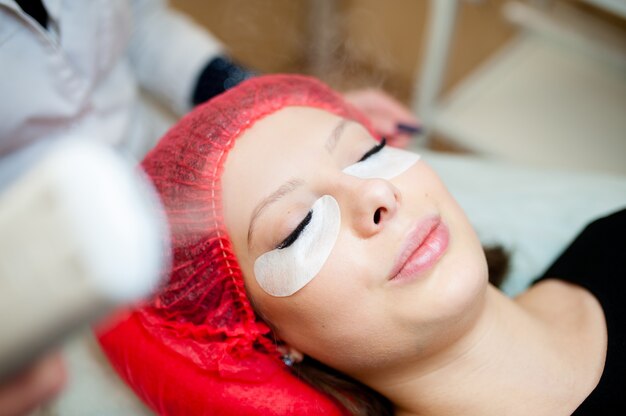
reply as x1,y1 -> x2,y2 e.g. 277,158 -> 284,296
388,215 -> 441,280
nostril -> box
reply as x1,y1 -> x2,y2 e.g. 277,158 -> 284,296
373,208 -> 382,225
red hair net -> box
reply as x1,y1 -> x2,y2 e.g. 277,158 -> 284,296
97,75 -> 377,415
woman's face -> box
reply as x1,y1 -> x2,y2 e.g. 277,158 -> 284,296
222,107 -> 488,380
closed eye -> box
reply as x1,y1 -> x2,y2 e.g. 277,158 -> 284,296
358,137 -> 386,162
277,210 -> 313,249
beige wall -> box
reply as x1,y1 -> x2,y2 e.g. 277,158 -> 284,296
170,0 -> 517,103
171,1 -> 309,72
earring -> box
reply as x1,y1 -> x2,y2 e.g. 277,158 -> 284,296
281,354 -> 295,367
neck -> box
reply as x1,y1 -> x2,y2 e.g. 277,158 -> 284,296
364,285 -> 584,416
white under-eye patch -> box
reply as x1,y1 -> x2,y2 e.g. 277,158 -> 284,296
342,145 -> 420,179
253,195 -> 340,297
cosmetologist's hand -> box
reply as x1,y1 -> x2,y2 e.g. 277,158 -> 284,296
342,88 -> 421,148
0,353 -> 66,416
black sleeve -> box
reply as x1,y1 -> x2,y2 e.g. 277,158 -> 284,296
191,56 -> 256,106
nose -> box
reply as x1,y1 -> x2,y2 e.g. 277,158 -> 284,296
337,176 -> 400,238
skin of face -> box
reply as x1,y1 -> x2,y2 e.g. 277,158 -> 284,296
221,106 -> 489,382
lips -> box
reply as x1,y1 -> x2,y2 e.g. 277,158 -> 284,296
389,215 -> 449,282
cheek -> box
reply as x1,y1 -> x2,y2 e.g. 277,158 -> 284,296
256,241 -> 385,365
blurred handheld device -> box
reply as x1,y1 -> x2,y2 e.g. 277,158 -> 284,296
0,139 -> 168,381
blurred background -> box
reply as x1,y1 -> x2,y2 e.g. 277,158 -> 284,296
171,0 -> 626,174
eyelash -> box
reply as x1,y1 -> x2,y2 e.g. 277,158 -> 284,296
276,211 -> 312,249
275,138 -> 387,250
358,137 -> 386,162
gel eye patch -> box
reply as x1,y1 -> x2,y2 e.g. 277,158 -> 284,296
342,145 -> 420,179
254,195 -> 340,297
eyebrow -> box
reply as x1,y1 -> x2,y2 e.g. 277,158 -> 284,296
247,178 -> 304,248
247,119 -> 350,249
325,119 -> 350,154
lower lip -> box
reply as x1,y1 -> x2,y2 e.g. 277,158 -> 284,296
392,220 -> 450,283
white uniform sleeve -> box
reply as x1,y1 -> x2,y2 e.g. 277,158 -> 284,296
128,0 -> 224,115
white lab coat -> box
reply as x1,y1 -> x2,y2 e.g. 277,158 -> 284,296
0,0 -> 223,161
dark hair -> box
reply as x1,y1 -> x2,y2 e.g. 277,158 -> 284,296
286,245 -> 510,416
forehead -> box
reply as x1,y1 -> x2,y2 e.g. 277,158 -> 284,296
222,106 -> 344,201
220,107 -> 344,249
234,106 -> 343,153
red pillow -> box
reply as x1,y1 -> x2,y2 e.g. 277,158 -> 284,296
97,312 -> 346,415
